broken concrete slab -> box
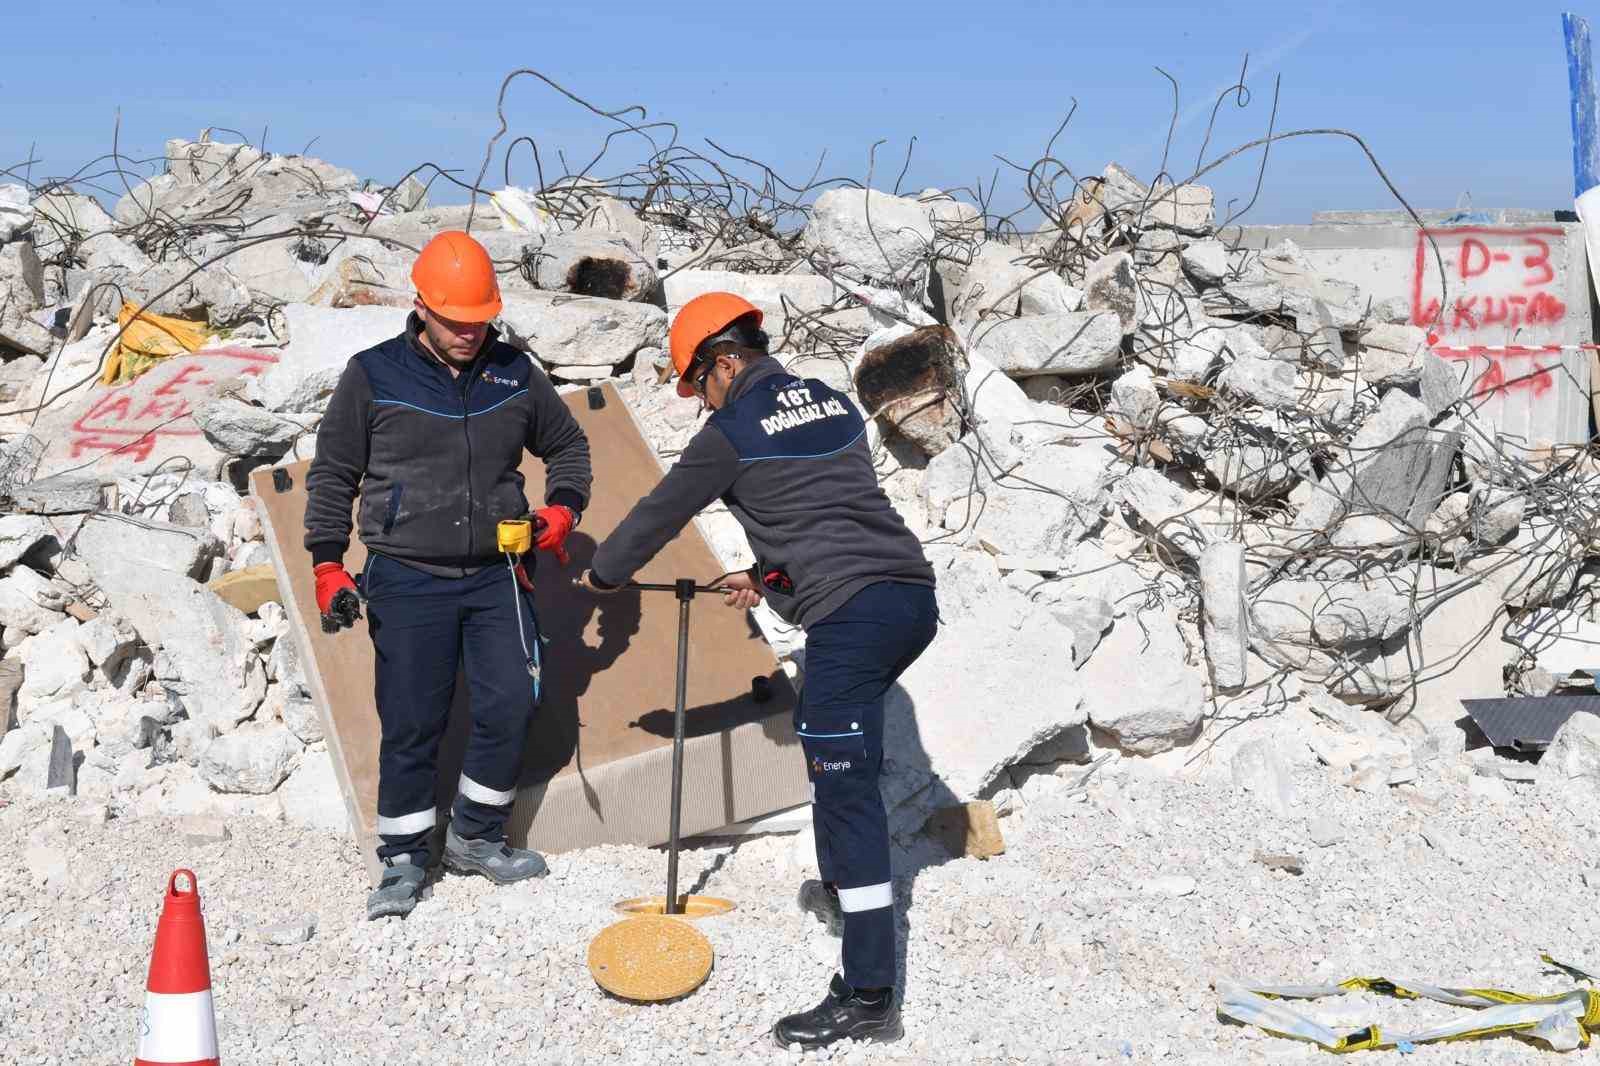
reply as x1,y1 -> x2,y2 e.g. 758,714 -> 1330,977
1081,608 -> 1205,753
251,304 -> 408,413
854,324 -> 967,456
74,513 -> 220,582
661,270 -> 873,353
1110,365 -> 1159,430
881,594 -> 1085,837
526,231 -> 658,302
953,243 -> 1081,333
277,747 -> 348,833
802,187 -> 936,286
0,515 -> 54,572
1084,252 -> 1141,336
945,443 -> 1115,557
0,566 -> 68,635
497,292 -> 667,368
193,396 -> 316,457
199,722 -> 302,794
1201,541 -> 1248,691
1217,353 -> 1299,408
969,311 -> 1123,377
1180,239 -> 1229,285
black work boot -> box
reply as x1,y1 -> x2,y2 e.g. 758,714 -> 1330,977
772,973 -> 902,1049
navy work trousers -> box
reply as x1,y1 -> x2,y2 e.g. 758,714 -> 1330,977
363,553 -> 540,866
797,580 -> 938,990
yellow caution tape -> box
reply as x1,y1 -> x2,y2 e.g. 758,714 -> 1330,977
1218,960 -> 1600,1054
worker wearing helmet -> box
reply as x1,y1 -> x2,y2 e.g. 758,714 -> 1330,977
305,231 -> 592,920
576,292 -> 937,1049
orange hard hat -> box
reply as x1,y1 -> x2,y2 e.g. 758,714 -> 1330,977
669,292 -> 763,397
411,230 -> 503,323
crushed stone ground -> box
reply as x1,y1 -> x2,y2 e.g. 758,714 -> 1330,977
4,749 -> 1597,1065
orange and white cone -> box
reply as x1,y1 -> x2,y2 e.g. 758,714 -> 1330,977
134,869 -> 219,1066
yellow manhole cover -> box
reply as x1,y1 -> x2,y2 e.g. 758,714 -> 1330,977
613,895 -> 736,919
587,915 -> 713,1002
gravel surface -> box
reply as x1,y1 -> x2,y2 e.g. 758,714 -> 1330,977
4,734 -> 1599,1065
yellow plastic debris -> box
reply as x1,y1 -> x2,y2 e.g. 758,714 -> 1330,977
102,303 -> 208,385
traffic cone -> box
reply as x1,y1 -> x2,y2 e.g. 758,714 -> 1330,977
134,869 -> 219,1066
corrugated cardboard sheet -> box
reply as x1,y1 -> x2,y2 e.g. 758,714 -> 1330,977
253,382 -> 805,883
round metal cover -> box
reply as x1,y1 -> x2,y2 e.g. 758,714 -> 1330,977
587,915 -> 713,1002
612,895 -> 736,919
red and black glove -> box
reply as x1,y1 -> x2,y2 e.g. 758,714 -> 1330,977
313,562 -> 362,633
532,504 -> 575,565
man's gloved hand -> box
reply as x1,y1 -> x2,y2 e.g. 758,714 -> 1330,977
314,562 -> 362,633
532,505 -> 575,565
574,569 -> 621,595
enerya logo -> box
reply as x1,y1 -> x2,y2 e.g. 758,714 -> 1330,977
481,371 -> 519,387
811,755 -> 852,774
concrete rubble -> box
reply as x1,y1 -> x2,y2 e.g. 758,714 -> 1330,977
4,114 -> 1600,1062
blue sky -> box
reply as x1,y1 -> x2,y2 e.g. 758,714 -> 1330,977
0,0 -> 1588,223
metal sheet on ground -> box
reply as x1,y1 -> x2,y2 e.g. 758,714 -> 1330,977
253,381 -> 805,883
1461,694 -> 1600,750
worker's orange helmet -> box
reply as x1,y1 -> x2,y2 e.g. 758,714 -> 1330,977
411,231 -> 503,323
669,292 -> 764,398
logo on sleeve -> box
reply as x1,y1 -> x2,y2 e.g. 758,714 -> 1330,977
481,370 -> 520,387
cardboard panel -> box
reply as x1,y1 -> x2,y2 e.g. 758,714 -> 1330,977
253,382 -> 805,883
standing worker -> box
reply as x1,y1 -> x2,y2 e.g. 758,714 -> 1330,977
576,293 -> 937,1049
305,230 -> 592,920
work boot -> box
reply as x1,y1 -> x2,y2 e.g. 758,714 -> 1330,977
366,858 -> 426,920
797,879 -> 843,936
772,973 -> 902,1049
443,825 -> 548,884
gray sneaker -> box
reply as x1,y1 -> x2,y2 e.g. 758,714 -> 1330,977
798,880 -> 843,936
443,825 -> 549,884
367,858 -> 426,920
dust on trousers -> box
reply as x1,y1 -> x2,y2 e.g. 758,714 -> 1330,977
798,580 -> 938,990
362,553 -> 541,865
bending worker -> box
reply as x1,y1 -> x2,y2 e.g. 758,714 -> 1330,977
577,293 -> 937,1049
305,230 -> 592,920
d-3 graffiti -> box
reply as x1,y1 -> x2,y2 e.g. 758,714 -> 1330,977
1411,227 -> 1571,398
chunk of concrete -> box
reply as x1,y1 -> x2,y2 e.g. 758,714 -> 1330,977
0,515 -> 54,572
969,311 -> 1123,377
1083,252 -> 1140,336
0,566 -> 67,635
802,187 -> 936,286
1537,712 -> 1600,792
948,443 -> 1115,557
527,231 -> 657,302
497,292 -> 666,368
1357,323 -> 1430,387
1217,353 -> 1299,408
953,243 -> 1081,333
193,398 -> 316,457
252,304 -> 410,413
1201,542 -> 1248,690
854,324 -> 967,456
18,618 -> 89,707
199,722 -> 302,794
880,594 -> 1085,836
75,514 -> 220,582
1110,365 -> 1159,430
0,184 -> 33,241
276,747 -> 348,832
1180,239 -> 1229,285
1081,610 -> 1205,753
